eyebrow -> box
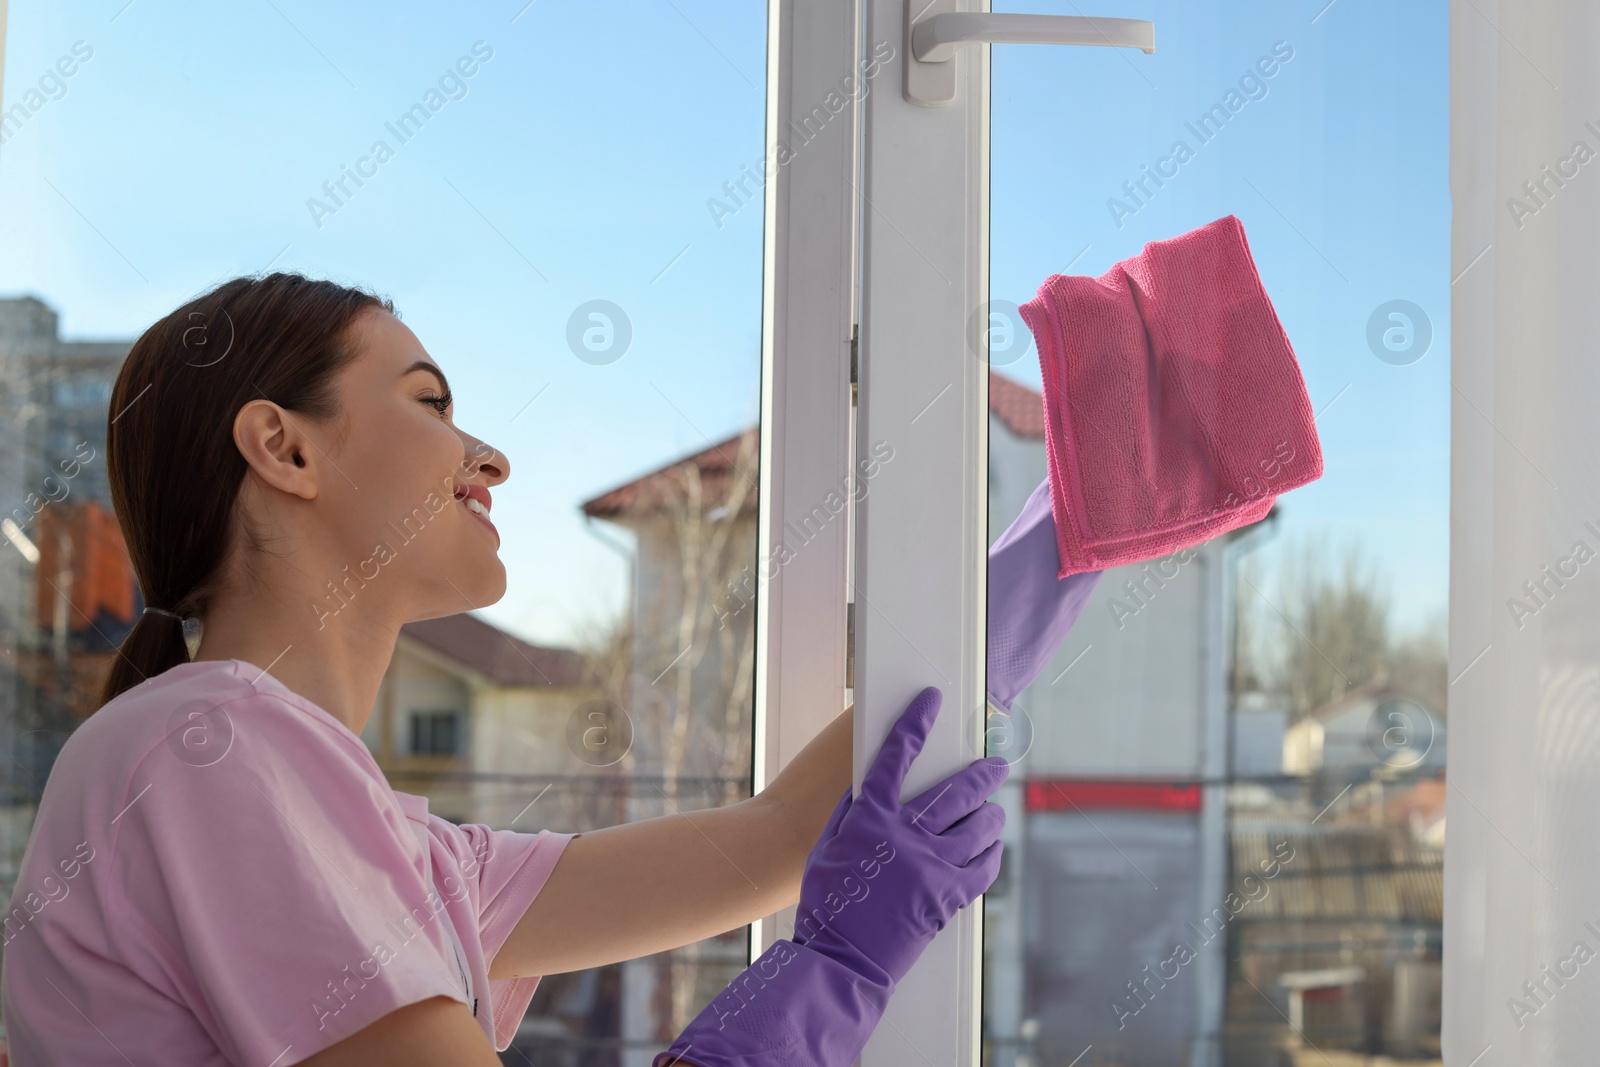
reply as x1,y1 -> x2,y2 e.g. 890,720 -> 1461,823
401,360 -> 451,395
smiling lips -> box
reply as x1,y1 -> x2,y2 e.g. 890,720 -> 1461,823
454,484 -> 499,546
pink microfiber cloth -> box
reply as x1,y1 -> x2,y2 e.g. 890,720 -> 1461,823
1017,214 -> 1323,578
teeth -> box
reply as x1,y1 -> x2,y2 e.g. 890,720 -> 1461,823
464,497 -> 490,518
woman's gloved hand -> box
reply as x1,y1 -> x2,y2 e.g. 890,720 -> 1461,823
790,685 -> 1009,988
654,685 -> 1009,1067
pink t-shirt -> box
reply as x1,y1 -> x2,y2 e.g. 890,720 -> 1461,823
0,658 -> 577,1066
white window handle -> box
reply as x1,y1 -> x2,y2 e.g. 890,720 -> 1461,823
911,12 -> 1154,62
904,2 -> 1155,106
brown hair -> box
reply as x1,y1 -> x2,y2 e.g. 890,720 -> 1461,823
98,272 -> 394,708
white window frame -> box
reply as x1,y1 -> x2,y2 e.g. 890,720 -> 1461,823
852,0 -> 991,1062
751,0 -> 862,956
754,0 -> 992,1062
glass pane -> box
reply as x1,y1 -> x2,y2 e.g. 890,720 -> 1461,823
0,2 -> 766,1061
986,4 -> 1447,1065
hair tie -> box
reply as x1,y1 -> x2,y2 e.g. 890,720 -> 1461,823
142,606 -> 184,621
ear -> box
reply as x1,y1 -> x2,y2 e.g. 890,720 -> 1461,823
233,399 -> 321,501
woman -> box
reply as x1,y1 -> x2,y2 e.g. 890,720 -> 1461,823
0,273 -> 1011,1065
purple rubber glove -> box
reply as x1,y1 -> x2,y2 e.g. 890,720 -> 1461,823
791,686 -> 1008,983
988,475 -> 1103,714
655,686 -> 1008,1067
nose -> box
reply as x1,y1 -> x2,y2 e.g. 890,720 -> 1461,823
461,433 -> 509,487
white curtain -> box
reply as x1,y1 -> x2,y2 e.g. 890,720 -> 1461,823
1447,1 -> 1600,1062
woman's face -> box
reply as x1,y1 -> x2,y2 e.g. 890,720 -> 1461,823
309,305 -> 510,623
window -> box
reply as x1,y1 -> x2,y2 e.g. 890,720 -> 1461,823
408,709 -> 463,757
982,3 -> 1449,1064
2,0 -> 1481,1063
772,1 -> 1450,1063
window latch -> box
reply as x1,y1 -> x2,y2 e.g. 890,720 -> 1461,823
904,2 -> 1156,107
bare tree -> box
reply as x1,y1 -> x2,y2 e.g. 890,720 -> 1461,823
646,430 -> 759,798
622,430 -> 761,1040
1236,533 -> 1445,720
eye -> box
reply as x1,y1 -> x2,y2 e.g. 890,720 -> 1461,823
421,391 -> 453,418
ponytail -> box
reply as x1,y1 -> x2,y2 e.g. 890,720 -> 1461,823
105,609 -> 195,699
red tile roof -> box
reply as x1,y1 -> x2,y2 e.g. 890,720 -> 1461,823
581,427 -> 760,520
581,372 -> 1044,519
400,613 -> 589,688
988,371 -> 1047,440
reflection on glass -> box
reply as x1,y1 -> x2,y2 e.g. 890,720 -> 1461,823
986,2 -> 1447,1065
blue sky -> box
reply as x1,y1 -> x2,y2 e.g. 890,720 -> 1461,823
0,0 -> 1447,648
